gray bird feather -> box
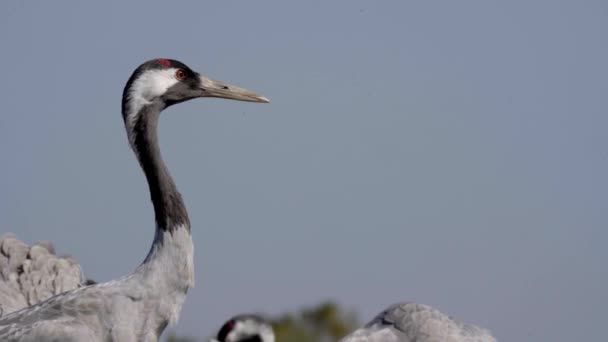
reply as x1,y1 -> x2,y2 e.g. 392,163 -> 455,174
0,234 -> 86,317
339,302 -> 496,342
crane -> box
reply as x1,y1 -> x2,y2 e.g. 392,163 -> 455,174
0,58 -> 268,341
339,302 -> 496,342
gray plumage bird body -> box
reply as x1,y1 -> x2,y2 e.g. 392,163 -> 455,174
0,228 -> 193,342
339,303 -> 496,342
0,59 -> 268,341
0,234 -> 86,316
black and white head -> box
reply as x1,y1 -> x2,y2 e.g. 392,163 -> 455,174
213,314 -> 275,342
121,58 -> 268,144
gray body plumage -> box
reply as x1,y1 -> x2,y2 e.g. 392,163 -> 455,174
0,59 -> 268,341
0,227 -> 194,342
339,303 -> 496,342
0,234 -> 86,316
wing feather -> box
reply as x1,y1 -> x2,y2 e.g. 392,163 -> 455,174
0,234 -> 87,316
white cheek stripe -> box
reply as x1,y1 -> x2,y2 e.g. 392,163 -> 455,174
228,321 -> 275,342
126,68 -> 180,121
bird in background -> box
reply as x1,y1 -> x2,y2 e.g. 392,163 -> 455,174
339,302 -> 496,342
0,58 -> 269,341
211,314 -> 275,342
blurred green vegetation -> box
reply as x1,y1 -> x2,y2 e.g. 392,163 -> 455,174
166,301 -> 359,342
272,301 -> 359,342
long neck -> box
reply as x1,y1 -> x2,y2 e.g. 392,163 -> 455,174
124,102 -> 195,329
130,103 -> 190,232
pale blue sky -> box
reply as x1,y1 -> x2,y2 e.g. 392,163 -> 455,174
1,1 -> 606,341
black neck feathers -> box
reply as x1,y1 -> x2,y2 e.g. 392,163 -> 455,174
130,103 -> 190,232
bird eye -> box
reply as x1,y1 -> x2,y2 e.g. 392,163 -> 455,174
175,70 -> 186,80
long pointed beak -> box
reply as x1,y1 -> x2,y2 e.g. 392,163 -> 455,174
199,75 -> 270,103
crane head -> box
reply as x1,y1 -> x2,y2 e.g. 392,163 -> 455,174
121,58 -> 269,124
214,314 -> 275,342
